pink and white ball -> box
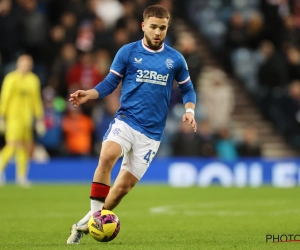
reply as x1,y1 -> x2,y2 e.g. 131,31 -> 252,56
88,210 -> 121,242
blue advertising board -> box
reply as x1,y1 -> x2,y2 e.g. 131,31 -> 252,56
3,157 -> 300,187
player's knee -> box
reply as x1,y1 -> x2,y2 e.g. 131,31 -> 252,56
99,153 -> 118,167
115,185 -> 131,198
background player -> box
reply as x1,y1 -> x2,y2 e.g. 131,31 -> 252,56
0,54 -> 45,187
67,4 -> 197,244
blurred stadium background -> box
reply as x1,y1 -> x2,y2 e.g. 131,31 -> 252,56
1,0 -> 300,187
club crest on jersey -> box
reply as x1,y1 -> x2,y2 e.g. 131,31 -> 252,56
165,58 -> 173,69
134,58 -> 142,64
112,128 -> 121,136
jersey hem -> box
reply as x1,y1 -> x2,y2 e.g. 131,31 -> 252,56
116,117 -> 162,141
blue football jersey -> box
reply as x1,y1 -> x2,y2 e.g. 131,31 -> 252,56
110,40 -> 192,141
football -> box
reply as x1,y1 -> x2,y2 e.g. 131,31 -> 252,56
88,210 -> 120,242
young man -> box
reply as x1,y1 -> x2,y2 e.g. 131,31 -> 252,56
0,54 -> 45,187
67,5 -> 197,244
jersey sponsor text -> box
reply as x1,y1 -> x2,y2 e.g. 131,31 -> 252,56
136,70 -> 169,86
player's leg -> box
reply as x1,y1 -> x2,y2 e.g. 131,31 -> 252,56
15,141 -> 31,187
67,119 -> 129,244
0,142 -> 15,174
66,210 -> 91,244
67,141 -> 122,244
0,141 -> 15,185
103,169 -> 138,210
104,129 -> 160,210
0,124 -> 20,181
89,119 -> 133,213
0,123 -> 24,184
67,168 -> 135,244
90,140 -> 122,213
15,126 -> 33,187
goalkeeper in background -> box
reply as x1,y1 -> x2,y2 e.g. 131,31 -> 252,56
0,54 -> 45,187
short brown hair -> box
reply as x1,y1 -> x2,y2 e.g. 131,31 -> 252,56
143,5 -> 170,21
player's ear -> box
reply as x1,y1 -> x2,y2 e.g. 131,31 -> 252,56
141,22 -> 145,32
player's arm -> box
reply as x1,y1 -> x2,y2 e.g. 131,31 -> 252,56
0,74 -> 13,118
69,89 -> 98,108
69,73 -> 121,108
179,82 -> 197,132
32,76 -> 44,120
70,45 -> 128,108
0,74 -> 13,132
32,75 -> 46,136
176,53 -> 197,132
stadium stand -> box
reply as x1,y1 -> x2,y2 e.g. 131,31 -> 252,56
0,0 -> 299,158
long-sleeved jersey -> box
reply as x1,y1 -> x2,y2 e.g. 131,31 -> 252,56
0,70 -> 44,126
95,40 -> 196,140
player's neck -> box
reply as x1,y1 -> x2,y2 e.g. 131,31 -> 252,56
17,69 -> 29,75
142,38 -> 163,51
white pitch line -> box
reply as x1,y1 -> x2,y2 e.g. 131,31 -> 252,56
184,210 -> 255,216
149,204 -> 300,217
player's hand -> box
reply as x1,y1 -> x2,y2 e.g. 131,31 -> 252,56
182,112 -> 197,132
69,90 -> 89,108
0,117 -> 5,134
35,119 -> 46,137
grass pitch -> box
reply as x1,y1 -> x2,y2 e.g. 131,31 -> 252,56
0,184 -> 300,250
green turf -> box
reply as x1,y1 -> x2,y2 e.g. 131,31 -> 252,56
0,184 -> 300,250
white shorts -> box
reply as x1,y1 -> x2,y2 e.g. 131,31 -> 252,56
103,119 -> 160,180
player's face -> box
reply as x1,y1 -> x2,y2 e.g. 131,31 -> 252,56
16,55 -> 33,74
142,17 -> 169,50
